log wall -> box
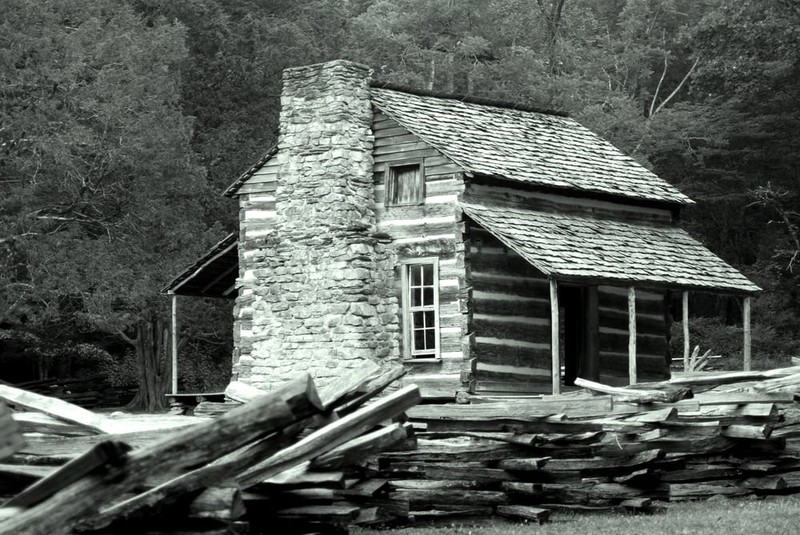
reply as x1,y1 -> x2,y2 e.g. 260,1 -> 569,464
466,225 -> 553,394
466,182 -> 674,224
233,175 -> 279,369
371,110 -> 469,399
597,286 -> 670,385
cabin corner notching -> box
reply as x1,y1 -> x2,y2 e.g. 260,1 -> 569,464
170,59 -> 760,400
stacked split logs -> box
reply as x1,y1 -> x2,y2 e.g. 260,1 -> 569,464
374,367 -> 800,520
4,365 -> 800,534
0,362 -> 419,535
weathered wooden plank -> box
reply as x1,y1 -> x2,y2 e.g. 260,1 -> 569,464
1,401 -> 26,461
407,396 -> 612,421
574,378 -> 690,403
311,423 -> 411,470
374,148 -> 440,164
237,385 -> 422,488
496,505 -> 550,523
4,441 -> 131,509
390,489 -> 507,507
2,374 -> 323,535
0,385 -> 120,435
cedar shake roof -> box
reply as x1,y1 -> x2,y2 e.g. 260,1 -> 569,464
461,203 -> 760,295
370,87 -> 693,206
162,233 -> 238,298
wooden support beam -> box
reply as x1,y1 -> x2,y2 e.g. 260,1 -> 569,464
170,292 -> 178,396
682,291 -> 690,372
549,279 -> 561,395
743,296 -> 752,372
628,287 -> 637,385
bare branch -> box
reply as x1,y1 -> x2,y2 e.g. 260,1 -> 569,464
652,57 -> 700,118
650,54 -> 669,119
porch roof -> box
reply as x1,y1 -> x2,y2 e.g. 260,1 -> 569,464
162,233 -> 238,298
461,202 -> 760,295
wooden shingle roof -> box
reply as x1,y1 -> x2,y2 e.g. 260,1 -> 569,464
371,87 -> 693,206
461,203 -> 760,294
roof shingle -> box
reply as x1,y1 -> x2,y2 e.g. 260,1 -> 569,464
461,203 -> 760,294
371,87 -> 693,206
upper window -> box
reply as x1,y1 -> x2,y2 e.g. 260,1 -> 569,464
386,163 -> 423,206
402,261 -> 439,359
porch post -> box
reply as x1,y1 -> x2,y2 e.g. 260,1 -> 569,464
549,279 -> 561,395
682,291 -> 690,372
743,296 -> 752,371
170,292 -> 178,395
628,286 -> 637,385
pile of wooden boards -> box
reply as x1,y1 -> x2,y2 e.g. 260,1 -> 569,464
0,362 -> 420,535
5,364 -> 800,534
371,367 -> 800,520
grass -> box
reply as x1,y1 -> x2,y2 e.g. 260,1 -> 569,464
355,495 -> 800,535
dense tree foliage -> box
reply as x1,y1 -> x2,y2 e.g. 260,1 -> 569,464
2,0 -> 798,407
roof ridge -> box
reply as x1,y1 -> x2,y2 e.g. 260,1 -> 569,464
370,81 -> 569,117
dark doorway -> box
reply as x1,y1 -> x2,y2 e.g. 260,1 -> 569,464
559,285 -> 599,386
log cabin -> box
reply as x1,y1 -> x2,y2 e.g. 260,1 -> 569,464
165,60 -> 760,401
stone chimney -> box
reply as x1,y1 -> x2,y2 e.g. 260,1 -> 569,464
234,60 -> 400,390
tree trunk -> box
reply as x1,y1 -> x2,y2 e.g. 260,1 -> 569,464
124,313 -> 172,412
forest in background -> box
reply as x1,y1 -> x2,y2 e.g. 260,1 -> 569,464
1,0 -> 798,408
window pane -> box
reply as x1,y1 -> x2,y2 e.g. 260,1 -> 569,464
414,329 -> 425,351
410,265 -> 422,287
424,310 -> 435,328
425,328 -> 436,350
423,287 -> 434,306
422,264 -> 433,285
411,287 -> 422,307
413,311 -> 425,329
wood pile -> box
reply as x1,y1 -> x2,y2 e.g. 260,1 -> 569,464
372,366 -> 800,520
0,361 -> 420,535
4,364 -> 800,533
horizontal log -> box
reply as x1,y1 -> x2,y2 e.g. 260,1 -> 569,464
669,483 -> 750,500
599,333 -> 668,358
660,464 -> 741,483
472,381 -> 553,395
574,378 -> 690,404
419,418 -> 605,434
380,439 -> 529,463
473,320 -> 550,347
274,504 -> 360,521
390,489 -> 507,507
598,291 -> 665,316
407,396 -> 612,421
600,310 -> 665,335
471,293 -> 551,318
496,505 -> 550,523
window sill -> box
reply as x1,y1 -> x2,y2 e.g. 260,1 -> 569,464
403,357 -> 442,363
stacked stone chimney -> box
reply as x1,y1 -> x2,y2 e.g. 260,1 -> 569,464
233,60 -> 400,390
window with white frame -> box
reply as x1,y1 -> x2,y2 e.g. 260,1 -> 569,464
402,260 -> 440,359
